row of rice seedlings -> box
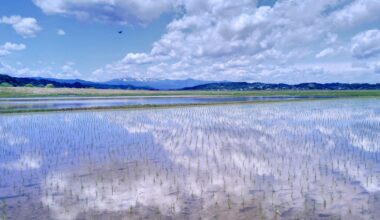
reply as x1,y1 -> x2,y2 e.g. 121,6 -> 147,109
0,99 -> 379,219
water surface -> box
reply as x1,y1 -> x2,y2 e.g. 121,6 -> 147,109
0,99 -> 379,219
0,96 -> 319,112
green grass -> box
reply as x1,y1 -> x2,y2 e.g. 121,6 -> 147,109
1,87 -> 380,98
0,98 -> 340,114
1,87 -> 379,114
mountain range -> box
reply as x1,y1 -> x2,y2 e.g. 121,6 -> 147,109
106,78 -> 216,90
182,82 -> 380,90
1,74 -> 380,91
0,74 -> 153,90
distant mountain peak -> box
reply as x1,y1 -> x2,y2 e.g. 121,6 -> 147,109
182,82 -> 380,90
106,78 -> 217,90
0,74 -> 154,90
2,73 -> 380,91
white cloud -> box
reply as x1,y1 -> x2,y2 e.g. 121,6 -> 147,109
330,0 -> 380,28
91,0 -> 345,81
372,62 -> 380,74
0,15 -> 42,38
31,0 -> 380,82
122,53 -> 154,64
0,42 -> 26,56
59,62 -> 81,78
316,48 -> 335,58
33,0 -> 175,24
351,29 -> 380,59
0,61 -> 82,79
57,29 -> 66,36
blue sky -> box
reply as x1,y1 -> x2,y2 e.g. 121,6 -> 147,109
0,0 -> 380,83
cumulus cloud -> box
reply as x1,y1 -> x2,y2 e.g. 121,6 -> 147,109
57,29 -> 66,36
0,15 -> 42,38
330,0 -> 380,28
351,29 -> 380,59
33,0 -> 175,24
59,62 -> 82,78
0,42 -> 26,56
32,0 -> 380,82
372,62 -> 380,74
122,53 -> 154,64
0,61 -> 82,79
316,48 -> 335,58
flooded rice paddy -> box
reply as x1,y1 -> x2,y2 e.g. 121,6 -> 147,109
0,96 -> 316,112
0,98 -> 379,219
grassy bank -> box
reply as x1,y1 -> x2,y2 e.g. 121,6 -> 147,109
1,87 -> 380,98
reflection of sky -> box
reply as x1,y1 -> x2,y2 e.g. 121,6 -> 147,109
0,99 -> 379,219
0,96 -> 304,111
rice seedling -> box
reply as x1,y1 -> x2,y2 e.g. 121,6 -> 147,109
0,98 -> 379,219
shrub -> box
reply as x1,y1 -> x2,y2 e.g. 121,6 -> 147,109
0,82 -> 12,87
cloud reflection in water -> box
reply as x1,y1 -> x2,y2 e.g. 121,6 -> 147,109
0,99 -> 379,219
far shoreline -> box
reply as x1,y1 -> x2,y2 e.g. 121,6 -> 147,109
0,97 -> 362,114
1,87 -> 380,98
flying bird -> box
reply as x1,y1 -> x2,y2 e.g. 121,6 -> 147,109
118,30 -> 123,34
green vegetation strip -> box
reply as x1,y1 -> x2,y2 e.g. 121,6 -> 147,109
1,87 -> 380,98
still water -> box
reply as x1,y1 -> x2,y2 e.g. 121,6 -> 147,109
0,99 -> 379,219
0,96 -> 315,112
